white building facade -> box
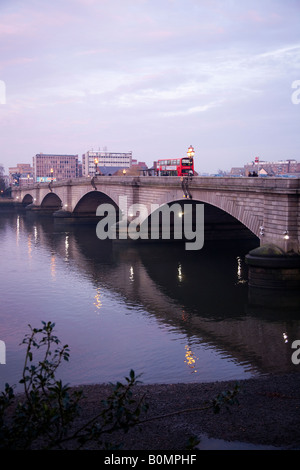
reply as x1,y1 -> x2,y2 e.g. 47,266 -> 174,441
82,150 -> 132,176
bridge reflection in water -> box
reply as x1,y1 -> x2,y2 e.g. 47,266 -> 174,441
0,212 -> 299,391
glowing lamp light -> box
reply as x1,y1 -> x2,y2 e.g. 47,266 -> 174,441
283,230 -> 290,240
187,145 -> 195,158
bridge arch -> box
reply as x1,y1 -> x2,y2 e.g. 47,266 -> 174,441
22,194 -> 33,206
73,190 -> 120,216
41,192 -> 62,211
192,192 -> 260,238
139,192 -> 259,242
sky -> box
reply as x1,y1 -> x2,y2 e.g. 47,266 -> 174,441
0,0 -> 300,175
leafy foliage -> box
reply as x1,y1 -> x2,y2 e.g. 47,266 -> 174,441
211,383 -> 240,414
0,321 -> 240,450
0,163 -> 6,193
0,321 -> 147,449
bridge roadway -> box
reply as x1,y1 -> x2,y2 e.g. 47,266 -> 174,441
12,175 -> 300,253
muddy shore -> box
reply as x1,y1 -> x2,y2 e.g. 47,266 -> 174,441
68,371 -> 300,451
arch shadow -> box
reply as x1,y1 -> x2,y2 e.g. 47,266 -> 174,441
41,193 -> 62,212
22,194 -> 33,207
73,190 -> 120,216
139,199 -> 259,244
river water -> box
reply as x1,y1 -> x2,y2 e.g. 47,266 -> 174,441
0,211 -> 299,391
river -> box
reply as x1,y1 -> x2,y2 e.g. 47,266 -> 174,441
0,211 -> 299,391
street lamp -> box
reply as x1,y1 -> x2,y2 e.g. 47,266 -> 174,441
123,169 -> 127,176
94,158 -> 99,176
50,168 -> 54,182
255,156 -> 260,176
187,145 -> 195,179
187,145 -> 195,163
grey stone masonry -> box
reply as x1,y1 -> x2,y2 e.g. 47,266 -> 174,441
12,176 -> 300,253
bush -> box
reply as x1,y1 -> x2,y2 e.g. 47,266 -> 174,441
0,321 -> 240,450
0,321 -> 147,449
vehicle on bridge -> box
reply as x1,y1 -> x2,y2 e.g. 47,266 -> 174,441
156,157 -> 194,176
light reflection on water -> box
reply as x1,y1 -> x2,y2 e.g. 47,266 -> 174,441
0,212 -> 300,391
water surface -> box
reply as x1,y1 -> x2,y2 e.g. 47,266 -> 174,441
0,212 -> 299,391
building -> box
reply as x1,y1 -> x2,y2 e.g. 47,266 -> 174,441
8,163 -> 34,186
244,159 -> 300,176
82,150 -> 132,177
131,159 -> 147,168
230,159 -> 300,177
77,161 -> 83,177
229,167 -> 244,176
33,153 -> 79,182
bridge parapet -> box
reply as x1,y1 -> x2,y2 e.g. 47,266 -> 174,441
11,174 -> 300,196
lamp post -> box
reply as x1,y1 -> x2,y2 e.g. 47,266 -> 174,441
187,145 -> 195,164
123,169 -> 127,176
94,158 -> 99,176
50,168 -> 54,182
187,145 -> 195,179
255,156 -> 260,176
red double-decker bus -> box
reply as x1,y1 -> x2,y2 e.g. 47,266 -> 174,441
156,157 -> 194,176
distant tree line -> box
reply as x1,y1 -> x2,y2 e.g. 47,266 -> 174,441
0,164 -> 10,196
0,164 -> 5,192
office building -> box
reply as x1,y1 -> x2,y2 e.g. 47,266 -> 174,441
8,163 -> 34,186
82,150 -> 132,176
33,153 -> 79,182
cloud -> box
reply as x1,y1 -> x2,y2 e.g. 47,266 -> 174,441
0,0 -> 300,173
162,100 -> 224,117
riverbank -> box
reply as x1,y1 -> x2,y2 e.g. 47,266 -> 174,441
69,371 -> 300,450
0,198 -> 17,210
0,198 -> 14,203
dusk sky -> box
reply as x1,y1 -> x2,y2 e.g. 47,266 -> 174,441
0,0 -> 300,174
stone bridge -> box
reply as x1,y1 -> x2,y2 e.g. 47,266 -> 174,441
11,175 -> 300,253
